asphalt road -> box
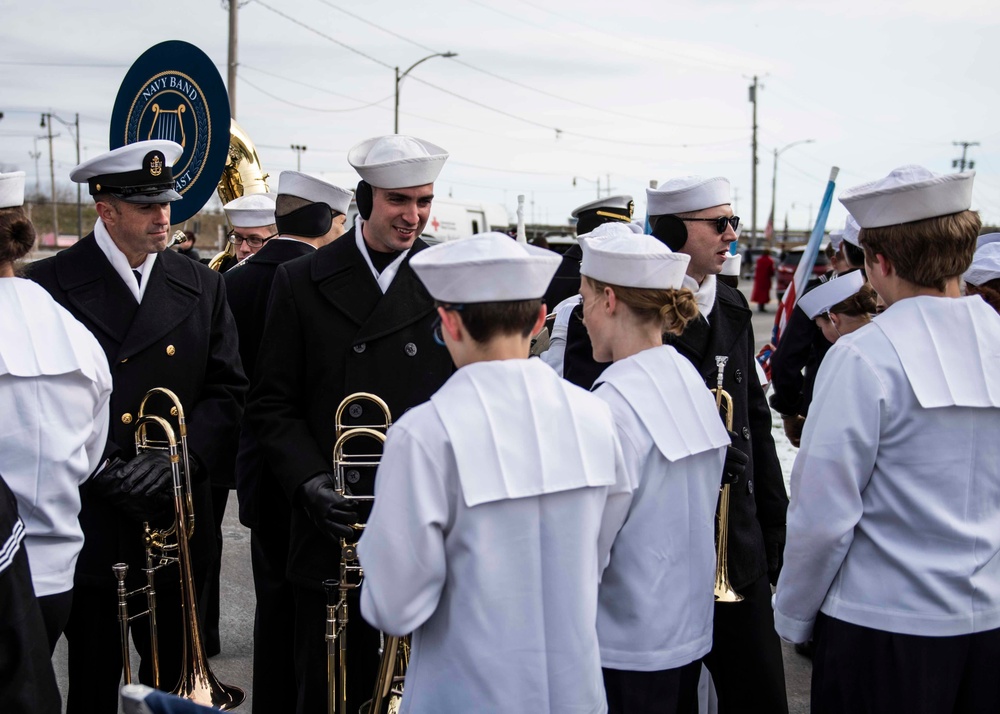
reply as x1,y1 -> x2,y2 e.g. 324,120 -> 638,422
50,279 -> 811,714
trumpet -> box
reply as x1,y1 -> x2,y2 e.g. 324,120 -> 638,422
113,388 -> 245,709
711,357 -> 743,604
326,393 -> 398,714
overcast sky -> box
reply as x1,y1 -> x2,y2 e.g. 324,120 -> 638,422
2,0 -> 998,232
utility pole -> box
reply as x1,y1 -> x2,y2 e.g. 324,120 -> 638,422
228,0 -> 239,118
41,113 -> 59,240
732,186 -> 740,217
29,138 -> 41,198
748,76 -> 760,250
952,141 -> 979,171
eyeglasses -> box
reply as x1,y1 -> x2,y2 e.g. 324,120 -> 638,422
681,215 -> 740,235
227,231 -> 278,248
431,304 -> 465,346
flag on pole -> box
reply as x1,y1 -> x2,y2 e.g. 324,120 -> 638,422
764,212 -> 774,242
771,167 -> 839,348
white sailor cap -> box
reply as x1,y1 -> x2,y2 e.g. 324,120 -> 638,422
0,172 -> 26,209
348,135 -> 448,189
829,230 -> 845,252
224,193 -> 277,228
797,269 -> 867,319
839,165 -> 975,229
963,242 -> 1000,287
976,232 -> 1000,250
646,176 -> 731,217
722,251 -> 742,277
70,140 -> 183,203
277,171 -> 353,215
842,214 -> 862,248
411,232 -> 560,303
580,222 -> 690,290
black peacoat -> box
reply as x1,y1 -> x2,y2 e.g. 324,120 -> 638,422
663,281 -> 787,591
223,238 -> 314,523
27,235 -> 247,588
247,228 -> 454,587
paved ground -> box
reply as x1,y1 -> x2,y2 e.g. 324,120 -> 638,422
51,281 -> 812,714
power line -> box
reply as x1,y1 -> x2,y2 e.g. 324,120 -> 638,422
0,60 -> 128,68
242,64 -> 390,105
239,76 -> 391,113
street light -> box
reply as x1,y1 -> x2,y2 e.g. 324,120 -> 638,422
769,139 -> 814,246
572,176 -> 601,200
290,144 -> 307,172
41,112 -> 83,239
394,52 -> 457,133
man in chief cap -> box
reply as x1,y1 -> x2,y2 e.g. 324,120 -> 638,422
27,139 -> 247,713
246,135 -> 454,713
646,176 -> 788,714
225,171 -> 352,713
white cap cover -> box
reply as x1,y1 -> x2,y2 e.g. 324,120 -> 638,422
646,176 -> 731,217
976,232 -> 1000,250
0,172 -> 26,209
348,135 -> 448,189
224,193 -> 277,228
964,242 -> 1000,287
411,232 -> 560,303
277,171 -> 353,214
70,140 -> 183,203
580,222 -> 690,289
722,251 -> 742,277
797,269 -> 867,319
842,214 -> 862,248
839,165 -> 974,228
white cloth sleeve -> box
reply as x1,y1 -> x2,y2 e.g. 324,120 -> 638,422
773,342 -> 884,643
596,431 -> 636,578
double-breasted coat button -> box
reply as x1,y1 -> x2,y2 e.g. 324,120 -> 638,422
122,413 -> 133,425
353,343 -> 366,354
166,345 -> 176,356
747,479 -> 754,494
735,368 -> 743,383
349,404 -> 363,419
404,342 -> 418,357
741,426 -> 750,440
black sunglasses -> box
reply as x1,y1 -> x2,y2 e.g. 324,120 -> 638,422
432,304 -> 465,346
227,231 -> 278,248
680,215 -> 740,234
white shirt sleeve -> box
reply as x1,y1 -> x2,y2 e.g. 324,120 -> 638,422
85,351 -> 113,477
358,420 -> 450,637
773,342 -> 884,643
596,430 -> 636,577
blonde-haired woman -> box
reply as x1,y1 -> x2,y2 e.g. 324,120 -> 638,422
580,223 -> 736,714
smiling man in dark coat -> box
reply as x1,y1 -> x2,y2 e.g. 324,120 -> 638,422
648,175 -> 788,714
247,135 -> 455,714
26,139 -> 247,714
224,173 -> 352,714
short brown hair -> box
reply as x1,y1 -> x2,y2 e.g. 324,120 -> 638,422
860,210 -> 980,291
966,279 -> 1000,315
583,276 -> 699,337
445,299 -> 542,343
0,206 -> 37,264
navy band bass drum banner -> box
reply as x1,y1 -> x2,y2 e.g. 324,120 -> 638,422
110,41 -> 231,224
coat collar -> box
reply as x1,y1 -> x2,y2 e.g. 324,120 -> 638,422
247,237 -> 314,266
121,250 -> 202,359
670,282 -> 752,380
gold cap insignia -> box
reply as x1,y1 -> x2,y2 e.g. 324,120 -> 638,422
149,155 -> 163,177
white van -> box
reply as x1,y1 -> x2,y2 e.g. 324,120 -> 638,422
347,197 -> 510,244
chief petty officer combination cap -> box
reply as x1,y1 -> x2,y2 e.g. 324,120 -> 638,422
348,135 -> 449,189
223,193 -> 277,228
571,194 -> 635,235
277,171 -> 353,215
839,165 -> 975,229
0,171 -> 26,209
411,232 -> 561,304
70,140 -> 183,204
646,176 -> 731,217
797,269 -> 867,320
580,222 -> 690,290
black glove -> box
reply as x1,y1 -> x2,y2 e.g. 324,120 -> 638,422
296,473 -> 358,542
90,451 -> 175,522
722,431 -> 749,486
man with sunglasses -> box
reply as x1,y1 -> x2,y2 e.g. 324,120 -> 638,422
647,176 -> 788,714
246,136 -> 454,714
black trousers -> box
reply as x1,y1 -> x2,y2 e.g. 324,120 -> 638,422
702,573 -> 788,714
199,484 -> 230,656
248,485 -> 296,714
603,660 -> 702,714
812,613 -> 1000,714
36,588 -> 73,653
293,583 -> 382,714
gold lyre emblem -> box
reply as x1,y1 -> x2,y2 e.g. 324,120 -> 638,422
149,154 -> 163,177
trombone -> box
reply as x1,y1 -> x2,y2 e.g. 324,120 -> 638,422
326,393 -> 403,714
711,357 -> 744,604
112,387 -> 245,709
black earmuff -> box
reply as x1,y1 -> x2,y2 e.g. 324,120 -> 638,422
650,215 -> 688,251
275,202 -> 333,238
356,180 -> 373,221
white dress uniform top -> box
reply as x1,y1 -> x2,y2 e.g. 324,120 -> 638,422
593,346 -> 728,670
775,296 -> 1000,641
0,278 -> 112,596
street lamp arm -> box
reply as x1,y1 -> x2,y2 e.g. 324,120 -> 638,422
398,51 -> 457,84
777,138 -> 814,157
